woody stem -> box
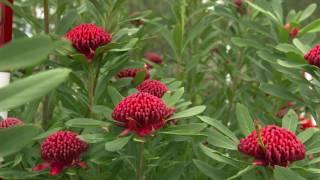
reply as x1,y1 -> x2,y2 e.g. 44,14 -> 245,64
136,141 -> 144,180
87,63 -> 95,118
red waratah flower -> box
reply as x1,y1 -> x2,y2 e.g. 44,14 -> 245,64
117,68 -> 150,80
33,131 -> 88,176
65,24 -> 112,61
112,92 -> 169,136
136,80 -> 168,98
145,52 -> 163,64
304,45 -> 320,67
299,116 -> 317,130
0,117 -> 24,129
234,0 -> 242,7
238,125 -> 305,167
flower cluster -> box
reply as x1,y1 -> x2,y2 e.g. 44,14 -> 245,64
238,125 -> 305,166
33,131 -> 88,176
136,80 -> 168,98
305,45 -> 320,68
117,68 -> 150,80
0,117 -> 24,129
66,24 -> 112,61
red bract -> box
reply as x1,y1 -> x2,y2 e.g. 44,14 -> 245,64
112,92 -> 169,136
117,68 -> 150,80
33,131 -> 88,176
299,116 -> 317,130
145,52 -> 163,64
65,24 -> 112,61
0,117 -> 23,129
136,80 -> 168,98
238,125 -> 305,167
304,45 -> 320,67
0,0 -> 13,47
290,28 -> 299,38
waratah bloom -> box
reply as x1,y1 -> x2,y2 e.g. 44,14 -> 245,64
136,80 -> 168,98
299,116 -> 317,130
112,92 -> 169,136
304,45 -> 320,67
238,125 -> 305,167
0,117 -> 24,129
65,24 -> 112,61
33,131 -> 88,176
145,52 -> 163,64
117,68 -> 150,80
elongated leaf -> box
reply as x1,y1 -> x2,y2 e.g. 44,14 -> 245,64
246,1 -> 278,23
198,116 -> 239,143
293,39 -> 309,54
275,44 -> 303,55
300,19 -> 320,36
282,110 -> 298,133
0,169 -> 42,179
160,123 -> 207,136
65,118 -> 110,128
0,68 -> 70,111
0,36 -> 56,71
200,144 -> 245,168
105,135 -> 132,152
274,166 -> 305,180
298,128 -> 318,143
56,10 -> 78,35
236,103 -> 254,136
260,83 -> 300,101
167,106 -> 206,120
300,4 -> 317,22
108,86 -> 124,106
227,166 -> 254,180
34,127 -> 62,140
207,130 -> 237,150
163,87 -> 184,106
193,160 -> 226,180
0,125 -> 41,157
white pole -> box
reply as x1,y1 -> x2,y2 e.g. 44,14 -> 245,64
0,72 -> 10,119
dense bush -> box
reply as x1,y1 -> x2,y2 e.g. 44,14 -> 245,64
1,0 -> 320,179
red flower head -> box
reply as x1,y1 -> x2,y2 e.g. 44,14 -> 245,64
299,116 -> 317,130
117,68 -> 150,80
305,45 -> 320,67
234,0 -> 242,7
33,131 -> 88,176
112,92 -> 169,136
238,125 -> 305,167
136,80 -> 168,98
0,117 -> 24,129
145,52 -> 163,65
65,24 -> 112,61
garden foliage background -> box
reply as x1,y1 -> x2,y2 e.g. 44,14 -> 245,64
1,0 -> 320,179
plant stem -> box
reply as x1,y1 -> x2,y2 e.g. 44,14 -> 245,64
136,141 -> 144,180
42,0 -> 50,129
87,63 -> 95,118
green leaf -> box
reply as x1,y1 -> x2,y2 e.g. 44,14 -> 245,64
160,123 -> 207,136
0,68 -> 70,111
231,37 -> 265,49
65,118 -> 110,128
167,105 -> 206,120
34,127 -> 62,140
274,166 -> 305,180
282,110 -> 298,133
198,116 -> 239,143
246,1 -> 279,23
293,39 -> 309,54
297,128 -> 319,143
207,130 -> 237,150
105,135 -> 132,152
307,147 -> 320,154
56,10 -> 78,35
275,43 -> 303,55
236,103 -> 254,136
108,86 -> 124,106
0,35 -> 56,71
227,166 -> 254,180
78,134 -> 105,144
0,169 -> 42,179
200,144 -> 246,168
163,87 -> 184,106
193,160 -> 226,180
259,83 -> 300,101
0,125 -> 41,157
299,3 -> 317,22
300,19 -> 320,36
